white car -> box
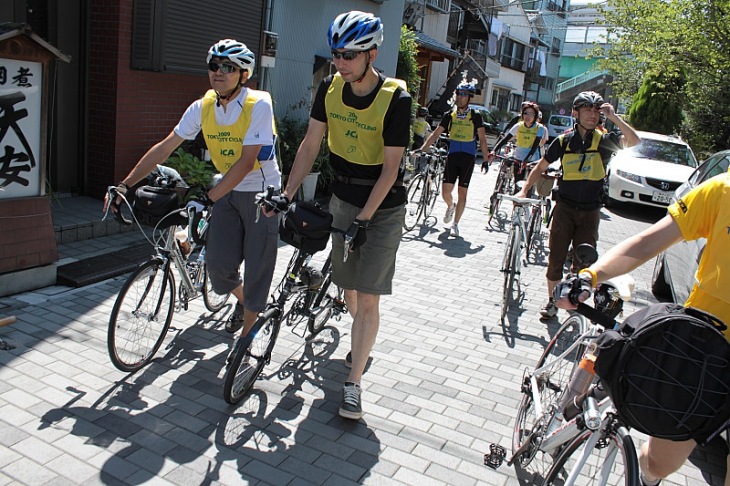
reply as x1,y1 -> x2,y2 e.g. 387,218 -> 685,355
605,131 -> 698,207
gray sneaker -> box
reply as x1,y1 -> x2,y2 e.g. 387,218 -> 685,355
339,382 -> 363,419
539,300 -> 558,319
444,203 -> 456,224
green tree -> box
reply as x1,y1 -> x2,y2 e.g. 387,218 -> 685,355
594,0 -> 730,153
627,73 -> 684,135
396,25 -> 421,102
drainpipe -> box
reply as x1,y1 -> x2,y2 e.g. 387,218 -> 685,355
261,0 -> 275,92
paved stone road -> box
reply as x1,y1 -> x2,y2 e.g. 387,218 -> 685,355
0,163 -> 726,485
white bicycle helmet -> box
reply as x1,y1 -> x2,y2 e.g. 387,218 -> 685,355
328,11 -> 384,51
207,39 -> 255,77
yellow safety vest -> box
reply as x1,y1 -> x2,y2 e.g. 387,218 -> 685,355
448,109 -> 476,142
325,73 -> 406,166
515,121 -> 540,150
560,130 -> 605,181
201,89 -> 276,174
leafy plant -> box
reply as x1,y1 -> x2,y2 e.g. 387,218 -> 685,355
277,116 -> 333,194
164,147 -> 217,201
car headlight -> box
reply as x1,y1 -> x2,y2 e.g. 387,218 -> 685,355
616,169 -> 642,183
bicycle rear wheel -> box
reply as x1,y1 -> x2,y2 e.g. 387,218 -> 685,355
526,205 -> 542,259
512,315 -> 586,475
223,307 -> 281,404
543,424 -> 639,486
108,259 -> 175,372
202,263 -> 230,313
404,174 -> 425,230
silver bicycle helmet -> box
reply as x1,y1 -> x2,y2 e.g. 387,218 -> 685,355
573,91 -> 604,109
328,11 -> 384,51
207,39 -> 255,77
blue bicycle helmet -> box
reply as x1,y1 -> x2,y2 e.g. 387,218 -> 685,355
456,82 -> 476,97
328,11 -> 384,51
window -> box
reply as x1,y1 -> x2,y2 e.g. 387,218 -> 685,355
426,0 -> 450,12
491,87 -> 510,111
131,0 -> 263,74
509,94 -> 523,112
500,38 -> 526,71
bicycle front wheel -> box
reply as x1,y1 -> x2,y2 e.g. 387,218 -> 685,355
307,256 -> 341,336
501,227 -> 518,320
223,308 -> 281,404
512,315 -> 587,473
202,263 -> 230,313
108,259 -> 175,372
404,175 -> 425,230
526,205 -> 542,259
543,425 -> 639,486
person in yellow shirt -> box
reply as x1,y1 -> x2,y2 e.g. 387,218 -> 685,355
412,106 -> 431,151
555,169 -> 730,486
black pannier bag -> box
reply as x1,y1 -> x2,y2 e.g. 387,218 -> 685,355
133,185 -> 186,228
594,303 -> 730,443
279,201 -> 333,254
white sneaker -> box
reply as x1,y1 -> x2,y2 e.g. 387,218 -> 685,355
450,223 -> 459,237
444,203 -> 456,224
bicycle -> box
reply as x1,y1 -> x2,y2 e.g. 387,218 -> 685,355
403,147 -> 446,231
525,167 -> 560,260
223,187 -> 347,404
104,184 -> 230,373
497,193 -> 540,322
505,246 -> 640,485
488,155 -> 530,223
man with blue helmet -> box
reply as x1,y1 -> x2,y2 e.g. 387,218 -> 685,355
280,11 -> 411,420
106,39 -> 281,351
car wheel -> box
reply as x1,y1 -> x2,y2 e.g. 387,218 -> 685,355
651,254 -> 673,302
603,175 -> 615,208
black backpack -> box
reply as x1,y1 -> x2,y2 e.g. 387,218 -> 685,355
594,303 -> 730,443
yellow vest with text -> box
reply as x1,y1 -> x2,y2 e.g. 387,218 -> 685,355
413,118 -> 429,137
515,121 -> 540,150
201,89 -> 276,174
560,130 -> 605,181
448,109 -> 476,143
325,73 -> 406,166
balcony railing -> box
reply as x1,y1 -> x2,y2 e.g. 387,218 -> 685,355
425,0 -> 450,12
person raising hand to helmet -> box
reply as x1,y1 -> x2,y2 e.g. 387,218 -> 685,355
105,39 -> 282,348
280,11 -> 411,420
515,91 -> 640,319
418,82 -> 489,237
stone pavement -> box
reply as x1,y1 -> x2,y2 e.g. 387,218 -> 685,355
0,163 -> 727,485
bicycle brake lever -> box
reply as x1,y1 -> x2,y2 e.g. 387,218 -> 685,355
255,203 -> 262,224
343,235 -> 353,262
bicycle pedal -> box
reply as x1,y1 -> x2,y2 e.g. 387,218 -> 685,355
484,443 -> 506,469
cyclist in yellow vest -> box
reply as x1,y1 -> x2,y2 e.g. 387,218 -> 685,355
486,101 -> 548,185
516,91 -> 640,319
107,39 -> 281,345
418,82 -> 489,238
279,11 -> 411,420
412,106 -> 431,151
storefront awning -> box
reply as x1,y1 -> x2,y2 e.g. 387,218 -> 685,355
415,32 -> 459,60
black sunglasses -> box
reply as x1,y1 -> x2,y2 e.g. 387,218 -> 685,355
331,50 -> 362,61
208,61 -> 238,74
575,102 -> 603,110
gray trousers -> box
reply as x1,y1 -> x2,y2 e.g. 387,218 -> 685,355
205,191 -> 279,312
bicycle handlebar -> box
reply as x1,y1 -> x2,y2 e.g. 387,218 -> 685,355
106,186 -> 134,226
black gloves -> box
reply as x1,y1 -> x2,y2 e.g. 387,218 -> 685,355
345,219 -> 369,252
481,160 -> 489,173
269,194 -> 290,212
553,273 -> 594,305
197,193 -> 214,209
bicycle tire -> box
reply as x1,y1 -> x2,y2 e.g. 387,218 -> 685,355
202,262 -> 230,313
404,174 -> 425,231
544,198 -> 552,227
424,174 -> 439,219
108,259 -> 175,372
512,315 -> 587,473
490,172 -> 506,219
501,227 -> 517,320
223,307 -> 281,404
543,424 -> 639,486
307,257 -> 340,336
526,205 -> 542,258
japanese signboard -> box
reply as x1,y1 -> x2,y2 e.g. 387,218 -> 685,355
0,58 -> 42,199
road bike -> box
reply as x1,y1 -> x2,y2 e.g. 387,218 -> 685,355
104,184 -> 230,373
497,194 -> 540,322
504,246 -> 640,485
403,147 -> 446,231
525,167 -> 560,261
223,188 -> 347,404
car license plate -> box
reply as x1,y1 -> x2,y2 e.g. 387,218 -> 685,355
652,191 -> 672,204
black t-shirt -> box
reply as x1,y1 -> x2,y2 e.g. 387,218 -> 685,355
311,73 -> 411,208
